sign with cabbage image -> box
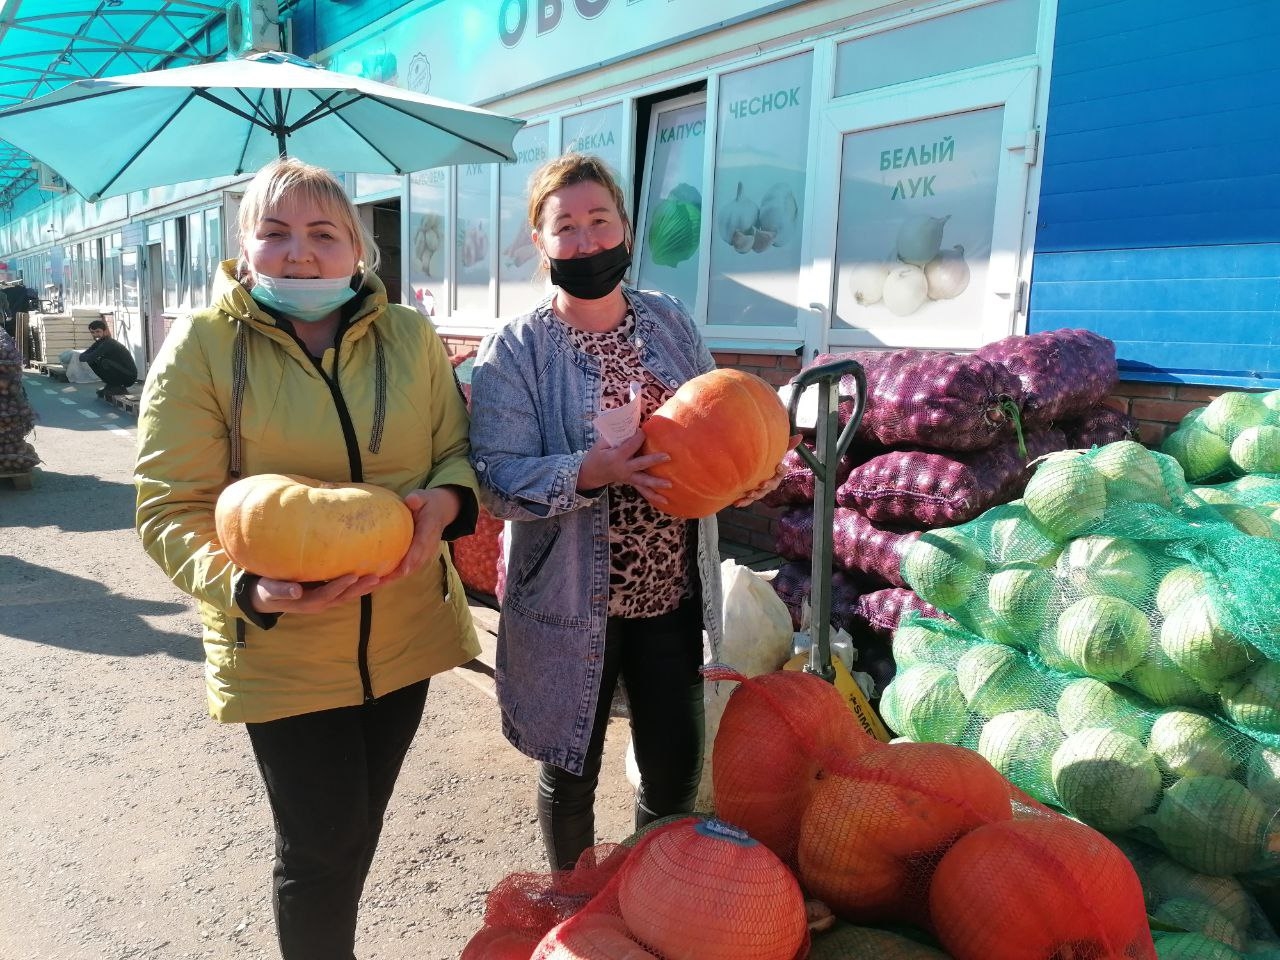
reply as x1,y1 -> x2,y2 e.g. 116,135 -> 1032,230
635,99 -> 706,314
832,107 -> 1003,346
408,167 -> 448,316
708,52 -> 812,328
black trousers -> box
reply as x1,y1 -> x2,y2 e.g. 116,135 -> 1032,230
87,357 -> 135,389
245,679 -> 429,960
537,599 -> 705,871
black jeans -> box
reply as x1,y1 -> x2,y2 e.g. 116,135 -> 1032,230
245,679 -> 429,960
537,599 -> 705,870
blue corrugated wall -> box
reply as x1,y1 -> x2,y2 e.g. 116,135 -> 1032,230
1030,0 -> 1280,388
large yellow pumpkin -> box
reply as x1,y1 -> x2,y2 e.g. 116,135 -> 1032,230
641,369 -> 790,519
214,473 -> 414,582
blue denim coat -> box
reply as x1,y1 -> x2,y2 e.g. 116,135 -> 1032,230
468,287 -> 725,775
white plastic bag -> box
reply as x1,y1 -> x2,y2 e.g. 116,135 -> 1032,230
59,348 -> 101,384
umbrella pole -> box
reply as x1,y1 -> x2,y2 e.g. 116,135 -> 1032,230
273,89 -> 288,158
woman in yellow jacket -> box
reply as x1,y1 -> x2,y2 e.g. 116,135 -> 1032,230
135,158 -> 478,960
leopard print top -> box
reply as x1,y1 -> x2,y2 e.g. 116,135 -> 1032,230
560,311 -> 690,619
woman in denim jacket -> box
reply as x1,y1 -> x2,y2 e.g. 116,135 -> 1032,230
469,154 -> 785,870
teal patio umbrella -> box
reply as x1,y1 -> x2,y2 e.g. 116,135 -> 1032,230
0,51 -> 525,201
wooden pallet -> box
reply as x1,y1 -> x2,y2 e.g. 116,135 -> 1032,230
35,362 -> 68,381
0,471 -> 33,490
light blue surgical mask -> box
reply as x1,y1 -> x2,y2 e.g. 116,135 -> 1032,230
250,273 -> 359,323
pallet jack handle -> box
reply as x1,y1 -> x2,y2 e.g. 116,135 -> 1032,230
785,357 -> 867,682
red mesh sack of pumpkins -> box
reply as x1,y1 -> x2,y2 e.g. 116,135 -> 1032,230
930,808 -> 1157,960
532,817 -> 809,960
461,843 -> 631,959
705,666 -> 878,865
450,509 -> 504,598
796,740 -> 1013,928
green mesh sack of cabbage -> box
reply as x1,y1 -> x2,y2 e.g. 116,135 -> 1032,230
882,616 -> 1280,880
1109,835 -> 1280,960
1191,475 -> 1280,539
898,441 -> 1280,721
1162,389 -> 1280,483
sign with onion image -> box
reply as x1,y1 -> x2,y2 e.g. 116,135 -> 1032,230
833,106 -> 1003,347
707,51 -> 812,328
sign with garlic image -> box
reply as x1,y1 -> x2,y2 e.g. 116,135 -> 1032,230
707,50 -> 813,328
832,106 -> 1003,346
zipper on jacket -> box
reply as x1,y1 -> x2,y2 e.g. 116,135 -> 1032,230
288,323 -> 376,702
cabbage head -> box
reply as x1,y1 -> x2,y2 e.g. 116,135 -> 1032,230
1051,727 -> 1162,831
647,192 -> 701,268
1149,775 -> 1267,876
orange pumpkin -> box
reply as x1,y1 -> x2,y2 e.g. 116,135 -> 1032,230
616,819 -> 808,960
930,815 -> 1156,960
640,369 -> 790,518
710,667 -> 878,865
214,473 -> 414,582
538,913 -> 658,959
796,742 -> 1013,926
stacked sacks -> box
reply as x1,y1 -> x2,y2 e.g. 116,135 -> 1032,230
884,441 -> 1280,881
0,330 -> 37,475
769,331 -> 1134,689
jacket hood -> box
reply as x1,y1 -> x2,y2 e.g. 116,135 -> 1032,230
210,259 -> 389,332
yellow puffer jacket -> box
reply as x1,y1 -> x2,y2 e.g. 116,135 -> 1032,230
136,261 -> 479,723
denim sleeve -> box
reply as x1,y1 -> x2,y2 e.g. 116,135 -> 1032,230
468,333 -> 601,522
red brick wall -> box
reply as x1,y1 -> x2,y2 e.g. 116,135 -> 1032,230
1108,381 -> 1260,447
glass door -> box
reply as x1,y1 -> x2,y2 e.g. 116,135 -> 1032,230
809,68 -> 1039,354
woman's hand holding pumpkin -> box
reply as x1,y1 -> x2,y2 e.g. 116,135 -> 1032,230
251,574 -> 382,614
390,487 -> 461,580
577,429 -> 672,505
731,433 -> 803,508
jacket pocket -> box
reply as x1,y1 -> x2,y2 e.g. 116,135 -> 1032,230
513,524 -> 559,591
506,524 -> 590,627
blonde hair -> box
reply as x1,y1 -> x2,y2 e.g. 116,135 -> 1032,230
236,157 -> 380,275
526,153 -> 632,245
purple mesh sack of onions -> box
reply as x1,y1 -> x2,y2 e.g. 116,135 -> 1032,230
758,443 -> 856,508
854,348 -> 1025,452
1060,402 -> 1139,448
771,560 -> 811,631
774,506 -> 813,562
774,505 -> 917,586
846,587 -> 947,640
837,428 -> 1069,527
768,560 -> 861,633
975,329 -> 1117,427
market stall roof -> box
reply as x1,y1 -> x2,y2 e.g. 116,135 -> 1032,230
0,0 -> 228,209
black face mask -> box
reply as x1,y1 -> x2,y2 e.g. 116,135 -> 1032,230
548,241 -> 631,300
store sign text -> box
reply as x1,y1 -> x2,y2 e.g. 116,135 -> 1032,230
499,0 -> 608,48
516,144 -> 549,165
727,87 -> 801,119
567,130 -> 616,152
880,137 -> 954,170
659,120 -> 704,143
882,137 -> 955,201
